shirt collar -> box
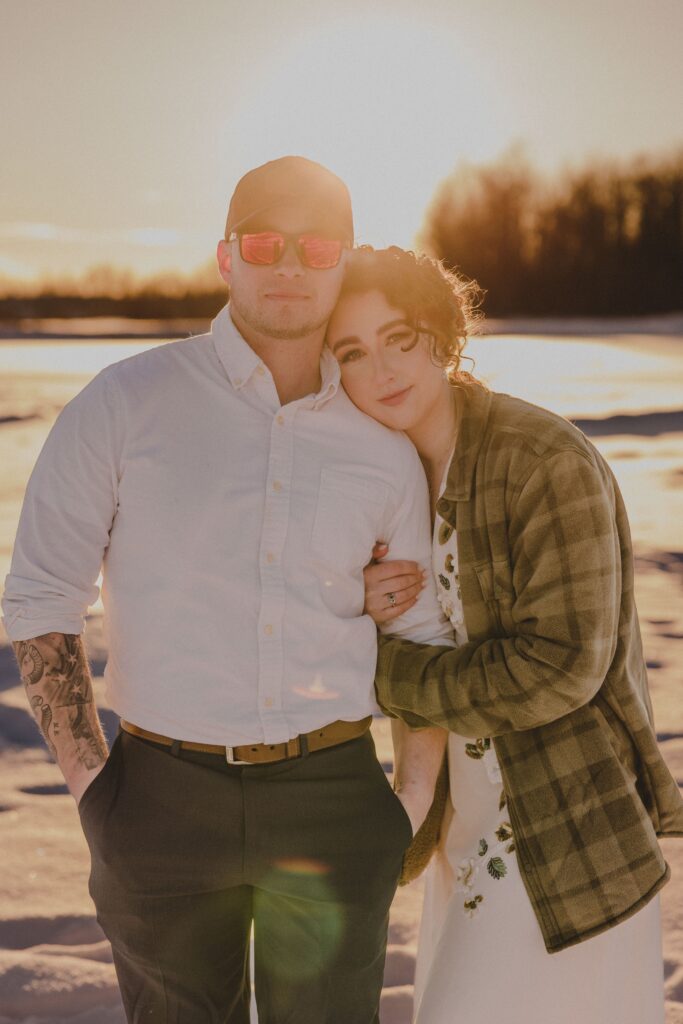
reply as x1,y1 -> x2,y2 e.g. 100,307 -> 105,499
211,305 -> 263,391
315,346 -> 341,407
211,303 -> 340,408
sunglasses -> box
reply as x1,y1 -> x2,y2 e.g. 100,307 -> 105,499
228,231 -> 347,269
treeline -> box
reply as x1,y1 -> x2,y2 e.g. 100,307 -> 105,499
0,262 -> 225,322
0,290 -> 224,321
419,148 -> 683,315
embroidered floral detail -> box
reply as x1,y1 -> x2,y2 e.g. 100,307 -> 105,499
438,521 -> 453,545
433,478 -> 517,922
437,593 -> 455,620
465,737 -> 491,760
487,856 -> 507,880
455,858 -> 479,894
463,894 -> 484,917
433,511 -> 466,645
456,802 -> 517,918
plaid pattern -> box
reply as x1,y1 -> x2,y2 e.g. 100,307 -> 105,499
377,384 -> 683,952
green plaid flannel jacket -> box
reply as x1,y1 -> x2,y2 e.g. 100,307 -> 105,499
376,384 -> 683,953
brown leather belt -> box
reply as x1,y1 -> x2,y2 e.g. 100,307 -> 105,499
120,716 -> 373,765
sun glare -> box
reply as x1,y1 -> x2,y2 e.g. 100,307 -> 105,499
220,15 -> 506,250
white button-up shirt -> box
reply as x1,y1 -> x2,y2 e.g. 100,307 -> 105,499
2,306 -> 452,744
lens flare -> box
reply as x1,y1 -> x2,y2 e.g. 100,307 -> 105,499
292,674 -> 339,700
273,858 -> 332,877
255,861 -> 344,980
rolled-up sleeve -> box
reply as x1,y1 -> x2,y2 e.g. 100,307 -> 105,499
2,367 -> 124,641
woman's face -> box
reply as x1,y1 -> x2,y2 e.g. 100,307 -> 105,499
327,289 -> 445,431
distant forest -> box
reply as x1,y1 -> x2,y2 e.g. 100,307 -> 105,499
1,149 -> 682,320
420,148 -> 683,316
0,263 -> 225,322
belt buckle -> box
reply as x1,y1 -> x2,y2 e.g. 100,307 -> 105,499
225,746 -> 251,765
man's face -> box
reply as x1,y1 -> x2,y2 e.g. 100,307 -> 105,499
216,206 -> 348,342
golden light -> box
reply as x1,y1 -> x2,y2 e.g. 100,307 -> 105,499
218,14 -> 507,250
468,334 -> 679,419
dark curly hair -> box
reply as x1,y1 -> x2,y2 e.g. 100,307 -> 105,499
338,245 -> 484,386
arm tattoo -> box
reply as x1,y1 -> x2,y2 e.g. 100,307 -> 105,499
21,643 -> 45,685
14,633 -> 108,773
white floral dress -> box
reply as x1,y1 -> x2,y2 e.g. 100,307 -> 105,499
412,465 -> 665,1024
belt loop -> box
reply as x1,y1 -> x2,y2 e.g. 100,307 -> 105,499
170,738 -> 182,758
299,733 -> 309,758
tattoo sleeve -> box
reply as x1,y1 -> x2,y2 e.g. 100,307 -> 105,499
13,633 -> 108,775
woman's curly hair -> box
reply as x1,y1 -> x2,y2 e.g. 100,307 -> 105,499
338,245 -> 484,386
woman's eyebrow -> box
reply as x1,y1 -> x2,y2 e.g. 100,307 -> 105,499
331,335 -> 361,353
331,318 -> 411,353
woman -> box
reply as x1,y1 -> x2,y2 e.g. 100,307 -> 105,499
325,246 -> 683,1022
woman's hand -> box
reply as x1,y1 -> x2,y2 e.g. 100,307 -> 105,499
392,720 -> 448,837
363,542 -> 426,625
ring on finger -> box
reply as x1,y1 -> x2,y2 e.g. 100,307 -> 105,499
387,592 -> 396,607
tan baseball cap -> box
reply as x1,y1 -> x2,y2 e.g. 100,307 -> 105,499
225,156 -> 354,243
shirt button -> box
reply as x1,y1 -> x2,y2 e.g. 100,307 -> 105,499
276,414 -> 285,426
266,552 -> 276,564
264,624 -> 273,636
272,480 -> 282,492
256,365 -> 266,376
264,697 -> 274,708
234,377 -> 242,387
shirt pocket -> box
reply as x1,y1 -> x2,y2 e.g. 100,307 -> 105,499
311,466 -> 388,576
473,557 -> 515,636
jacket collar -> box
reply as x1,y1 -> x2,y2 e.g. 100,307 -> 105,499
441,383 -> 493,502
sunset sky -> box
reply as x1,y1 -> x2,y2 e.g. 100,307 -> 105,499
2,0 -> 682,288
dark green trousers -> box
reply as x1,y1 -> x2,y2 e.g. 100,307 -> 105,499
78,728 -> 412,1023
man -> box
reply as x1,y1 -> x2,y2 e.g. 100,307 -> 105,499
2,156 -> 451,1023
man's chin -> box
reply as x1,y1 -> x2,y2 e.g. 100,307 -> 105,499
230,298 -> 333,342
260,312 -> 331,341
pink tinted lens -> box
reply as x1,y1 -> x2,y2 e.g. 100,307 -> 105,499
299,236 -> 343,268
240,233 -> 283,265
